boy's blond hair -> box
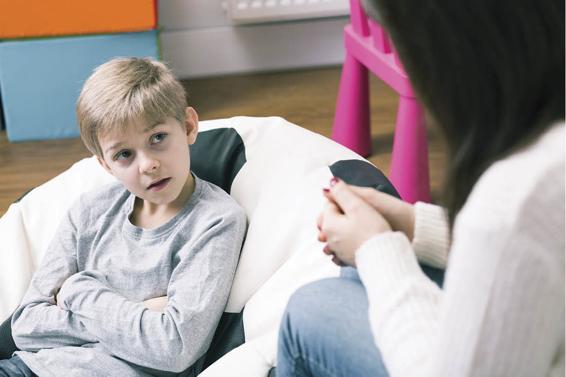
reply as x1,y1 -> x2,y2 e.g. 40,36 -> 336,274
77,57 -> 187,157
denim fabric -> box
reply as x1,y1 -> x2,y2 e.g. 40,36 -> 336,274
277,265 -> 444,377
0,355 -> 35,377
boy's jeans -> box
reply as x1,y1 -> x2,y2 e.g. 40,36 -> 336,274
277,266 -> 444,377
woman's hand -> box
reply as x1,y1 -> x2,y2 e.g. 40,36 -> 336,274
318,179 -> 392,266
342,185 -> 416,241
143,296 -> 168,311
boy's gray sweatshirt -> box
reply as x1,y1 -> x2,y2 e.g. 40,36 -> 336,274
11,175 -> 247,377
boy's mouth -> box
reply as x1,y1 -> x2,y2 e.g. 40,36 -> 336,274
147,178 -> 171,191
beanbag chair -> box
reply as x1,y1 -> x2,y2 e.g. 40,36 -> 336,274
0,116 -> 398,375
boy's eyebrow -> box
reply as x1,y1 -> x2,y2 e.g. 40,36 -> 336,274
143,122 -> 162,132
104,122 -> 163,155
105,142 -> 125,155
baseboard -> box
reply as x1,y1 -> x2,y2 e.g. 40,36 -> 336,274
160,17 -> 348,79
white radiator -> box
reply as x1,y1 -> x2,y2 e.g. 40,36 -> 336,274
226,0 -> 349,23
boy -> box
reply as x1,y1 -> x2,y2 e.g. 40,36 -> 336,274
0,57 -> 247,377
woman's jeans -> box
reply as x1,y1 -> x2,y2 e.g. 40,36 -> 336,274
277,265 -> 444,377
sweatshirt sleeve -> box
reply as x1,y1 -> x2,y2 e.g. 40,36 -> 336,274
57,209 -> 247,373
411,202 -> 450,269
11,208 -> 98,350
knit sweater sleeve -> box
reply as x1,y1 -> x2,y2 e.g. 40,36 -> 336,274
412,202 -> 450,269
356,125 -> 565,377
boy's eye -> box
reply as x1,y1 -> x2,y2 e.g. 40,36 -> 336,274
114,150 -> 132,161
151,133 -> 167,144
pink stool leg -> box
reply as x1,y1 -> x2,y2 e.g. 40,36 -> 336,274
332,52 -> 371,157
389,96 -> 430,203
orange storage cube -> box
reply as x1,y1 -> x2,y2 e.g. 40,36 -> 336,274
0,0 -> 157,39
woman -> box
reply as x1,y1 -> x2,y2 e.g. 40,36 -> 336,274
277,0 -> 564,376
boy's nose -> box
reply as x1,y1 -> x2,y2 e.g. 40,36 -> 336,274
140,156 -> 160,174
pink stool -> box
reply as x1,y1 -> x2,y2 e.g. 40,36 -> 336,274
332,0 -> 430,203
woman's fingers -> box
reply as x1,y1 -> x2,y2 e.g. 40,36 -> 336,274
349,185 -> 390,206
318,178 -> 393,267
322,243 -> 347,266
326,180 -> 367,216
319,200 -> 341,240
331,254 -> 346,267
330,181 -> 415,241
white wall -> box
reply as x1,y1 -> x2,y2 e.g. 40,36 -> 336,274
158,0 -> 348,79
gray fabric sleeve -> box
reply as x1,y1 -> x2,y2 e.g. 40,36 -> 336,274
57,210 -> 246,373
11,209 -> 98,350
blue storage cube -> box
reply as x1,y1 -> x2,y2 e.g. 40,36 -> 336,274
0,92 -> 4,131
0,31 -> 158,142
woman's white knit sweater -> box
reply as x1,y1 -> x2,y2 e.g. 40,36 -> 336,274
356,123 -> 565,377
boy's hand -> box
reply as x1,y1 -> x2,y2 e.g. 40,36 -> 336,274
143,296 -> 168,311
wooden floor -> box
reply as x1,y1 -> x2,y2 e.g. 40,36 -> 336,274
0,67 -> 446,217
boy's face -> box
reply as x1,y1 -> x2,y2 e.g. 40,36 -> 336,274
97,107 -> 199,208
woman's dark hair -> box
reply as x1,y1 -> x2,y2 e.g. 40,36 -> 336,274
364,0 -> 564,227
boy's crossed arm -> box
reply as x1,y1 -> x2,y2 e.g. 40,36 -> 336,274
56,211 -> 246,373
11,212 -> 99,350
11,202 -> 168,351
12,291 -> 99,351
56,289 -> 167,312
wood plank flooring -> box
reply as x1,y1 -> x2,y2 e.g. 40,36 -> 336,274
0,67 -> 446,217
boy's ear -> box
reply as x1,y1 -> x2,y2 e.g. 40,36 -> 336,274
185,107 -> 199,145
96,155 -> 114,176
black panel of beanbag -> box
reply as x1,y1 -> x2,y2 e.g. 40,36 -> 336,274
202,311 -> 245,370
329,159 -> 400,199
191,128 -> 246,194
191,129 -> 247,369
0,314 -> 17,359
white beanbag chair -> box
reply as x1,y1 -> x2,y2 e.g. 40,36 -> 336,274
0,116 -> 399,375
